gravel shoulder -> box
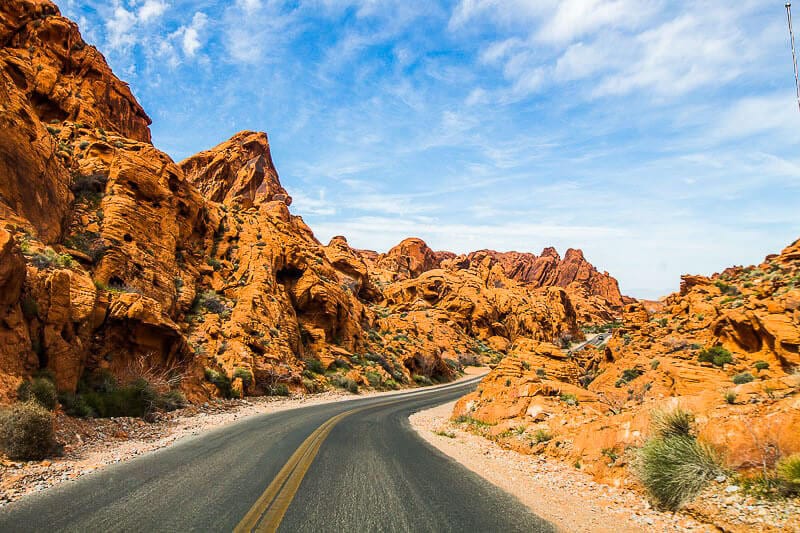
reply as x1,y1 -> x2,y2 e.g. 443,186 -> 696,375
409,400 -> 712,533
1,368 -> 487,506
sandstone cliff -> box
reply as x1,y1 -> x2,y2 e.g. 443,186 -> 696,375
453,238 -> 800,494
0,0 -> 607,404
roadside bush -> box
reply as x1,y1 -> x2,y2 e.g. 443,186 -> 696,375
267,383 -> 290,396
697,346 -> 733,367
204,368 -> 233,398
732,372 -> 755,385
332,375 -> 359,394
637,407 -> 722,510
304,358 -> 325,375
0,401 -> 55,460
651,407 -> 694,439
155,390 -> 186,411
777,454 -> 800,494
232,367 -> 253,389
17,378 -> 58,411
413,374 -> 432,386
636,435 -> 723,510
365,371 -> 382,388
59,392 -> 93,418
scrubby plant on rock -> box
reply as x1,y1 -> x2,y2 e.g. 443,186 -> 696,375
17,377 -> 58,411
636,407 -> 723,511
777,454 -> 800,495
0,401 -> 55,460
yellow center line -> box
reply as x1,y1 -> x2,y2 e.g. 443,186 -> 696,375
234,377 -> 482,533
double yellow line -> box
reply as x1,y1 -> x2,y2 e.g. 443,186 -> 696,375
234,401 -> 389,533
234,376 -> 483,533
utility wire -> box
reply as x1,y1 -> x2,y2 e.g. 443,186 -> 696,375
787,3 -> 800,112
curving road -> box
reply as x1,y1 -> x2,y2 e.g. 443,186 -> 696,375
0,377 -> 554,533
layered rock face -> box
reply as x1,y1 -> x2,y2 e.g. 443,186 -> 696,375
0,0 -> 604,403
453,238 -> 800,488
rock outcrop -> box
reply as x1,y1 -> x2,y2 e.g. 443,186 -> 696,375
0,0 -> 613,406
453,238 -> 800,489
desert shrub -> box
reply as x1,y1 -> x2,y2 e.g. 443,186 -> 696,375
0,401 -> 55,460
302,378 -> 325,394
64,231 -> 107,263
753,360 -> 770,371
81,378 -> 157,418
204,368 -> 233,398
17,378 -> 58,411
636,435 -> 723,510
724,390 -> 737,404
732,372 -> 755,385
267,383 -> 290,396
651,407 -> 694,439
195,290 -> 228,315
776,454 -> 800,494
59,392 -> 93,417
365,371 -> 382,388
332,375 -> 359,394
714,280 -> 740,296
559,393 -> 579,406
650,359 -> 660,370
30,248 -> 74,269
615,367 -> 643,388
533,428 -> 553,443
536,368 -> 547,379
156,390 -> 186,411
232,367 -> 253,389
70,172 -> 107,200
697,346 -> 733,367
413,374 -> 432,386
384,379 -> 399,390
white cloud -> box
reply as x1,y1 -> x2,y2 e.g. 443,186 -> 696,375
105,4 -> 137,50
180,12 -> 208,57
137,0 -> 168,23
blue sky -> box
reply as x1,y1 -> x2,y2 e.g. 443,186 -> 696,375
61,0 -> 800,298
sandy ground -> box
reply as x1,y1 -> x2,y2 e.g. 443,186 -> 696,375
1,368 -> 488,506
409,400 -> 713,533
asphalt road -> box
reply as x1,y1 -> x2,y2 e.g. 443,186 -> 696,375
0,377 -> 554,533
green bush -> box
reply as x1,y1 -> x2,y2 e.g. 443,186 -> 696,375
724,390 -> 737,404
29,248 -> 74,269
204,368 -> 233,398
155,390 -> 186,412
615,367 -> 643,388
304,358 -> 325,375
81,378 -> 157,418
413,374 -> 433,386
59,391 -> 93,417
559,393 -> 578,406
194,290 -> 228,315
732,372 -> 755,385
0,401 -> 55,460
753,360 -> 770,372
232,367 -> 253,389
651,407 -> 694,439
777,454 -> 800,494
332,375 -> 359,394
697,346 -> 733,367
17,378 -> 58,411
267,384 -> 290,396
636,435 -> 723,510
533,428 -> 553,443
365,371 -> 382,388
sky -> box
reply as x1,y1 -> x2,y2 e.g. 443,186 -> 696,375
60,0 -> 800,299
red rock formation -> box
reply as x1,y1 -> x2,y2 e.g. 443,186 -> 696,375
180,131 -> 290,208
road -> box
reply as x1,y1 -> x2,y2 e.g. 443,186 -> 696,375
0,376 -> 554,533
568,332 -> 611,354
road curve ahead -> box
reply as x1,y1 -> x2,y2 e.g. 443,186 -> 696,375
0,377 -> 554,533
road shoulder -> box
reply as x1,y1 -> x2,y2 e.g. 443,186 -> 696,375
409,400 -> 710,533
